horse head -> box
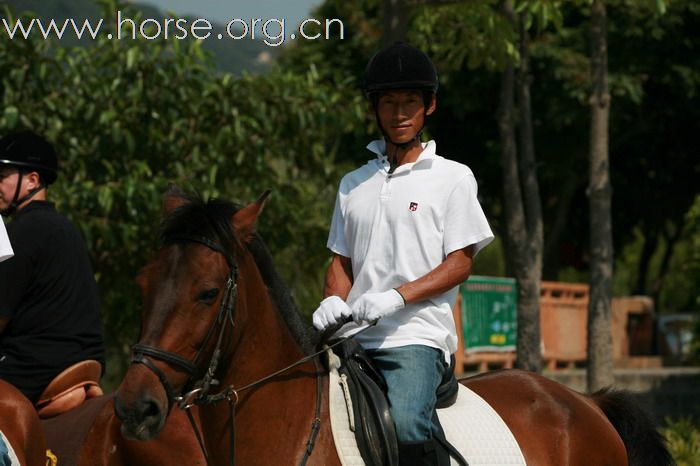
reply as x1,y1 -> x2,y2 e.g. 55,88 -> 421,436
114,186 -> 270,441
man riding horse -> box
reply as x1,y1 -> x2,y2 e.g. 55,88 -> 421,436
0,130 -> 105,404
312,42 -> 494,466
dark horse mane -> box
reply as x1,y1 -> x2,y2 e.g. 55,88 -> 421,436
159,193 -> 319,355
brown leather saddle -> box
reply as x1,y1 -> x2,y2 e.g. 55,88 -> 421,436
35,360 -> 104,419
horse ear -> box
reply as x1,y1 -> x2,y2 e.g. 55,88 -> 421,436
162,184 -> 188,216
232,190 -> 271,242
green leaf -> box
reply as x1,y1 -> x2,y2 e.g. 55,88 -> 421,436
656,0 -> 667,15
3,106 -> 19,128
126,47 -> 139,70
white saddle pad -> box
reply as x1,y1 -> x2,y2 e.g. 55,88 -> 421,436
0,431 -> 21,466
327,351 -> 526,466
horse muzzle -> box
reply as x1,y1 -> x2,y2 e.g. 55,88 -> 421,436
114,374 -> 169,441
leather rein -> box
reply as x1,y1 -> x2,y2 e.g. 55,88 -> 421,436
129,234 -> 323,466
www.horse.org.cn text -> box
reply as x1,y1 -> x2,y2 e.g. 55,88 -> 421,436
1,11 -> 346,47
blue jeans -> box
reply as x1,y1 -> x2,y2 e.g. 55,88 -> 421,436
366,345 -> 446,442
0,433 -> 14,466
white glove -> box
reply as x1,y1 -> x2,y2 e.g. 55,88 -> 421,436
312,296 -> 353,331
352,289 -> 406,324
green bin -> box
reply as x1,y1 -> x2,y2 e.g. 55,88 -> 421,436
460,276 -> 517,353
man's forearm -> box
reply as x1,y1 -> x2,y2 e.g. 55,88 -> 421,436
396,246 -> 474,305
323,255 -> 353,300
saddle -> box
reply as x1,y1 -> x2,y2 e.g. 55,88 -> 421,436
35,360 -> 104,419
330,340 -> 460,466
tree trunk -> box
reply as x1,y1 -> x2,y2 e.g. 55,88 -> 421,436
382,0 -> 409,45
515,11 -> 543,372
498,1 -> 542,373
587,0 -> 615,392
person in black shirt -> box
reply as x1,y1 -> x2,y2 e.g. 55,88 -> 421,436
0,130 -> 104,404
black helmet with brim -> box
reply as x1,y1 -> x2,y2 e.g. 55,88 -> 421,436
363,42 -> 439,95
0,130 -> 58,185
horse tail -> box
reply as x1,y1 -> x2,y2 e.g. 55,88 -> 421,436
590,388 -> 675,466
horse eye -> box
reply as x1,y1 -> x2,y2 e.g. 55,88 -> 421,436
197,288 -> 219,303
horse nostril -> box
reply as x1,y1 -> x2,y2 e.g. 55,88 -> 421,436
141,397 -> 162,420
115,393 -> 166,441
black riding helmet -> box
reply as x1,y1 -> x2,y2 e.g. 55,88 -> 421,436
364,41 -> 439,95
0,130 -> 58,215
363,42 -> 438,151
0,130 -> 58,184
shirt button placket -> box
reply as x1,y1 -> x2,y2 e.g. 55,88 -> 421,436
380,173 -> 392,201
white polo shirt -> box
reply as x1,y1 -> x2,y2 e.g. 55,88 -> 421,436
0,215 -> 13,263
328,140 -> 494,358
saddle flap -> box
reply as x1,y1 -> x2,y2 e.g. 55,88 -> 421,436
331,340 -> 399,466
36,360 -> 103,418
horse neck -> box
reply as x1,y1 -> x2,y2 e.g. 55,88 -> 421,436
202,250 -> 321,465
227,249 -> 308,385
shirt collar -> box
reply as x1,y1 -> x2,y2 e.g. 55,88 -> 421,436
367,139 -> 438,167
14,200 -> 54,219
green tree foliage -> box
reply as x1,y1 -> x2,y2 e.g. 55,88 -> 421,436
525,1 -> 700,313
663,417 -> 700,466
281,0 -> 382,82
0,3 -> 365,386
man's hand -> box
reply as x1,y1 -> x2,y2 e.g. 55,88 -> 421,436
312,296 -> 353,331
352,289 -> 405,324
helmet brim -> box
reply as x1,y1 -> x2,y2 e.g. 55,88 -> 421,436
0,159 -> 58,184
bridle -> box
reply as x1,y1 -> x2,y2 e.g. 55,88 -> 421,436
131,234 -> 238,414
128,233 -> 324,466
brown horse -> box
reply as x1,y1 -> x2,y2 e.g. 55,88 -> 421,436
0,365 -> 205,466
40,394 -> 206,466
114,189 -> 673,466
0,380 -> 45,466
0,344 -> 204,465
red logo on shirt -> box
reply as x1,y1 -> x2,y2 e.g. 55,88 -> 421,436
409,202 -> 418,211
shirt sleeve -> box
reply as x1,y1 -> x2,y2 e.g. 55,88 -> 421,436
326,190 -> 350,257
443,174 -> 494,257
